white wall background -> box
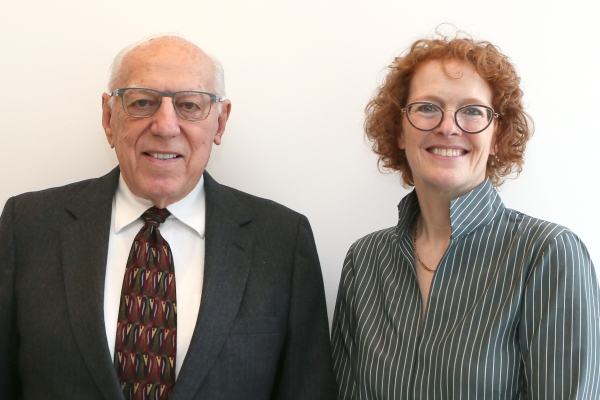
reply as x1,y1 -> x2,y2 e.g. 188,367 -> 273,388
2,0 -> 599,324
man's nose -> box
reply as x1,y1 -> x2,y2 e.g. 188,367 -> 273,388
150,98 -> 181,136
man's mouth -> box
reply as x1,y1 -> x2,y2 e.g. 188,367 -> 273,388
148,153 -> 179,160
428,148 -> 466,157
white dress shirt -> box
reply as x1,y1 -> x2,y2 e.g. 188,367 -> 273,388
103,174 -> 206,376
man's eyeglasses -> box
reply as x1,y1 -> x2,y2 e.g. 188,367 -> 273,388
111,88 -> 221,121
400,102 -> 500,134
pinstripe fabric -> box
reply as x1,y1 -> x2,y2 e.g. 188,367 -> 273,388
332,179 -> 600,399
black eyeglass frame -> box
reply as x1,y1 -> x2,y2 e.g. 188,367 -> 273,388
111,87 -> 222,121
400,101 -> 501,134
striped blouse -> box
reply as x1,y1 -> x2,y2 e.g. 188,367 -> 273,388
331,179 -> 600,399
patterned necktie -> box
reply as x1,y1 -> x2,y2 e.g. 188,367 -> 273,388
114,206 -> 177,400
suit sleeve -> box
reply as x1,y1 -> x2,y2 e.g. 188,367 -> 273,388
520,231 -> 600,399
271,216 -> 336,399
0,197 -> 22,399
331,245 -> 358,399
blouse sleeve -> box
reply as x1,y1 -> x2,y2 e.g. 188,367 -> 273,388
519,230 -> 600,399
331,247 -> 359,399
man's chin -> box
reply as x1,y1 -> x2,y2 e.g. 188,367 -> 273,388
138,180 -> 198,208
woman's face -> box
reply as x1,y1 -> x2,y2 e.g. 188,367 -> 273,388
398,58 -> 497,199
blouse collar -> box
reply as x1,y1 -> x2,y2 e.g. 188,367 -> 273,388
396,179 -> 505,240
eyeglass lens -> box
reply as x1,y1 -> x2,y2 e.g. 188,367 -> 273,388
121,89 -> 214,121
406,103 -> 493,133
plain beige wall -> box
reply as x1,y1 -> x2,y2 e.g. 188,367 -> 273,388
2,0 -> 599,322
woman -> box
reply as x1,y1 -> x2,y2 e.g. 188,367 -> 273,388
331,34 -> 600,399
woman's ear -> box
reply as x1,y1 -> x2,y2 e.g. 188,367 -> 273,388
397,129 -> 405,150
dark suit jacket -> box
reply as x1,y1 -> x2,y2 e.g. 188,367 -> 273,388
0,168 -> 336,399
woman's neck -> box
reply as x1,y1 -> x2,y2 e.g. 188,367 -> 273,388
414,185 -> 453,243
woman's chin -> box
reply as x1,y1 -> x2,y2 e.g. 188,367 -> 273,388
415,171 -> 486,198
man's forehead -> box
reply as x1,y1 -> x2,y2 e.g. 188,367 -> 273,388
118,38 -> 213,90
125,38 -> 208,70
131,37 -> 205,58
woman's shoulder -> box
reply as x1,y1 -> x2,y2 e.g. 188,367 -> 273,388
503,207 -> 577,242
340,226 -> 404,279
346,226 -> 400,256
501,207 -> 590,261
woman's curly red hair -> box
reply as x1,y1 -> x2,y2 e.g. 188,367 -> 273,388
365,33 -> 533,187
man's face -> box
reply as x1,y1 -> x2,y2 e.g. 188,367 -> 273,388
102,39 -> 231,208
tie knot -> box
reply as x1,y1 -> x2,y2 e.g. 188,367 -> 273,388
141,206 -> 171,226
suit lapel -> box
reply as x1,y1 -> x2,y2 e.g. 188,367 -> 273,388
60,167 -> 125,400
171,172 -> 253,399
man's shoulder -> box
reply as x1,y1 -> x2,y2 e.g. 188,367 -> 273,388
204,175 -> 314,246
6,168 -> 119,218
218,183 -> 304,221
204,172 -> 305,223
13,177 -> 96,204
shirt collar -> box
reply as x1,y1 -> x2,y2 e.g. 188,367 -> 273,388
396,179 -> 505,240
114,174 -> 206,238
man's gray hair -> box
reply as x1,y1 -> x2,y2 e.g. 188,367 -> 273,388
107,35 -> 226,99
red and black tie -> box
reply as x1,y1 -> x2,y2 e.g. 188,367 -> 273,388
114,206 -> 177,400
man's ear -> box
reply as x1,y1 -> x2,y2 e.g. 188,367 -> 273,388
102,93 -> 115,148
214,100 -> 232,145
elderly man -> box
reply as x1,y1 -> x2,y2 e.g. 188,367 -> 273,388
0,36 -> 336,399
